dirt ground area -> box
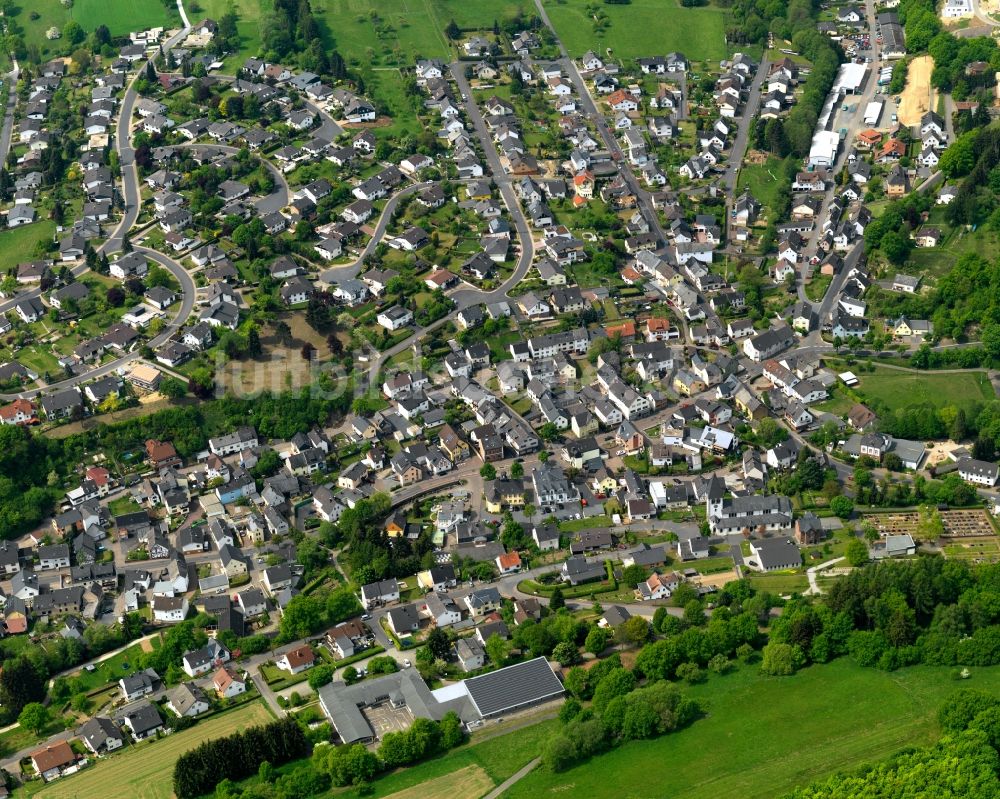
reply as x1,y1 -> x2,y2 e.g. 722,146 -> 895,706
43,397 -> 193,438
139,637 -> 155,653
217,314 -> 346,395
382,765 -> 494,799
926,439 -> 963,467
695,569 -> 740,589
898,55 -> 935,127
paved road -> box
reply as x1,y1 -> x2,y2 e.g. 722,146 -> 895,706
527,0 -> 734,342
322,180 -> 435,284
363,65 -> 537,378
806,556 -> 845,595
173,141 -> 290,214
970,0 -> 999,26
723,58 -> 769,196
0,244 -> 195,400
483,758 -> 541,799
207,73 -> 344,141
0,57 -> 19,167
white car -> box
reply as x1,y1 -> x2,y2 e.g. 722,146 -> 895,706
403,659 -> 412,668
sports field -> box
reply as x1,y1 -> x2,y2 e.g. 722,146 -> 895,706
33,702 -> 273,799
502,659 -> 1000,799
539,0 -> 728,61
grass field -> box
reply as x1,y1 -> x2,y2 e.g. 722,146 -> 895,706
747,571 -> 810,594
852,365 -> 995,412
32,702 -> 273,799
312,0 -> 450,67
906,218 -> 1000,283
737,156 -> 792,220
805,273 -> 832,302
65,638 -> 161,693
198,0 -> 266,70
503,659 -> 1000,799
0,221 -> 56,273
12,0 -> 177,60
539,0 -> 728,61
383,765 -> 493,799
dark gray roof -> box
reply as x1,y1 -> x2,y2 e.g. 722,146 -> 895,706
79,716 -> 123,750
122,700 -> 162,734
463,656 -> 564,717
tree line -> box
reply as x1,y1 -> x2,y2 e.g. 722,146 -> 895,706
173,717 -> 310,799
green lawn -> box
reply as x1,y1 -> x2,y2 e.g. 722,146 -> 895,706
812,388 -> 855,417
504,659 -> 1000,799
67,639 -> 161,693
747,571 -> 810,594
540,0 -> 728,61
805,273 -> 832,302
851,365 -> 995,413
109,496 -> 142,516
198,0 -> 265,70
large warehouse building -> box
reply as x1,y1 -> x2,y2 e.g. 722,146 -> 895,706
317,657 -> 565,744
809,130 -> 841,167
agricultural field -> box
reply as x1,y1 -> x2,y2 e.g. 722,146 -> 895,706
539,0 -> 728,62
31,702 -> 273,799
504,659 -> 1000,799
382,765 -> 493,799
